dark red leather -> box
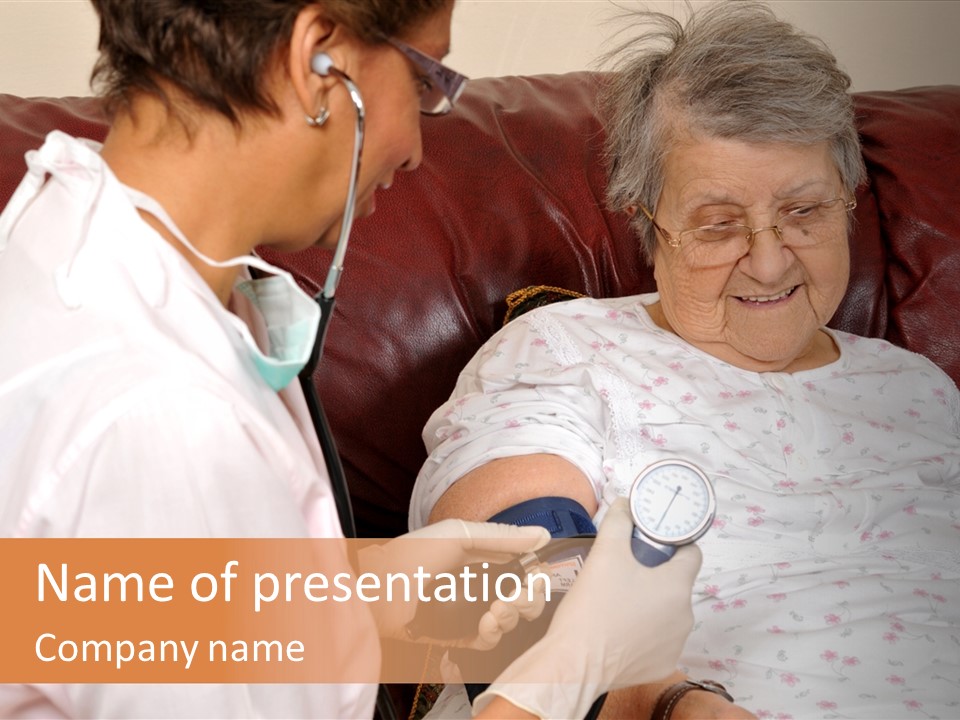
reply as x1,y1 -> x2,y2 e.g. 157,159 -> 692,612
2,76 -> 958,537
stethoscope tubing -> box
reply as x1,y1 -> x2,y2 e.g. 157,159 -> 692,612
297,65 -> 365,537
293,67 -> 398,720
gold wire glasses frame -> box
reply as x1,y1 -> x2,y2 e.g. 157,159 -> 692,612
387,38 -> 468,116
639,197 -> 858,255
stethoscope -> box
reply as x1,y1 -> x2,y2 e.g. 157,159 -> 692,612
297,53 -> 365,539
296,58 -> 401,720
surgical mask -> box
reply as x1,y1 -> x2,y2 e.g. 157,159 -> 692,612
125,187 -> 321,392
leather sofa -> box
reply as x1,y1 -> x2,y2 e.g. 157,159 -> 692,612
2,74 -> 959,540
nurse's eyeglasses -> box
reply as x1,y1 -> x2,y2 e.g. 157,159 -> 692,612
388,38 -> 468,115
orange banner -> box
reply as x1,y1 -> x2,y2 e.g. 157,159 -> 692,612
0,538 -> 576,684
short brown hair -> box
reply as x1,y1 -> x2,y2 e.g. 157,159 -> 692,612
90,0 -> 449,123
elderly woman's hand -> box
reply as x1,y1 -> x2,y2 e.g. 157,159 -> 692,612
672,690 -> 757,719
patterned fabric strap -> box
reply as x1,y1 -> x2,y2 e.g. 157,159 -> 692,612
651,679 -> 733,720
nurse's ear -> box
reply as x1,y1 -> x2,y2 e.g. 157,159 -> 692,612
286,6 -> 353,127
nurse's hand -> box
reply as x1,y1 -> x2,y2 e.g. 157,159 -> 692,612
356,520 -> 550,649
474,498 -> 702,720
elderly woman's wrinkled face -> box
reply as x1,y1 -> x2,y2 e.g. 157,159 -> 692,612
650,137 -> 850,373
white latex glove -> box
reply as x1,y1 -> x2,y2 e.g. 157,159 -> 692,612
356,519 -> 550,649
472,575 -> 549,650
474,497 -> 702,719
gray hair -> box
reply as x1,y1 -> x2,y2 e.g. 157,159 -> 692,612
600,1 -> 866,263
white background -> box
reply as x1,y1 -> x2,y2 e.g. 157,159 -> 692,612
0,1 -> 958,98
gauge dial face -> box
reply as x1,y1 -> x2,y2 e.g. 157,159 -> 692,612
629,459 -> 716,545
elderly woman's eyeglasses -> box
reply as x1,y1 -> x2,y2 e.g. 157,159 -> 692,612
388,38 -> 468,115
640,197 -> 857,262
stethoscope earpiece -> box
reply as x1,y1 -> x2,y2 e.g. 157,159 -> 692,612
310,53 -> 336,77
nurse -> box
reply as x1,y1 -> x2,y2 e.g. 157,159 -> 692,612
0,1 -> 700,718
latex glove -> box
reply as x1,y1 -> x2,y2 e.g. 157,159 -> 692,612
474,498 -> 702,719
472,577 -> 549,650
356,519 -> 550,649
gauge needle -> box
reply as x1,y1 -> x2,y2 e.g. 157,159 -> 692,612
656,484 -> 682,529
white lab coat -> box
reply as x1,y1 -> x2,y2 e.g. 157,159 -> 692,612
0,132 -> 378,718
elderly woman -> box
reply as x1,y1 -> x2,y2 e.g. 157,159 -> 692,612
0,1 -> 704,718
412,3 -> 960,719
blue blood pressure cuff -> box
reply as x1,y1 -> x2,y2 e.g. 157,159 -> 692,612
461,497 -> 598,709
488,496 -> 598,537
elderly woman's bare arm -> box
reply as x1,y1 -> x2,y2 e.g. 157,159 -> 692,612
428,453 -> 599,523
